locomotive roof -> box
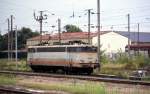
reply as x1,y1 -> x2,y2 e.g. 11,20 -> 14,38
28,45 -> 97,48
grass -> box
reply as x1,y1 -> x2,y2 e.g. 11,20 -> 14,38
141,76 -> 150,81
0,74 -> 16,85
19,81 -> 106,94
100,53 -> 150,78
100,63 -> 131,78
0,70 -> 106,94
0,59 -> 31,71
0,74 -> 149,94
100,63 -> 150,80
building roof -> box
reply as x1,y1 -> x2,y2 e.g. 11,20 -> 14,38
27,31 -> 109,41
115,31 -> 150,42
28,44 -> 97,48
27,31 -> 150,43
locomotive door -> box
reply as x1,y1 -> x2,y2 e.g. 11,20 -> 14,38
30,48 -> 35,59
28,47 -> 35,65
30,48 -> 36,59
67,47 -> 73,69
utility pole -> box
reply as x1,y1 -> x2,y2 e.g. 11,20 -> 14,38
137,23 -> 140,55
97,0 -> 101,69
127,14 -> 130,57
7,18 -> 10,61
15,26 -> 18,69
58,18 -> 61,44
34,11 -> 48,45
10,15 -> 13,61
86,9 -> 93,44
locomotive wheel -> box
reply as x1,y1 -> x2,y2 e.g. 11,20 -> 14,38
30,66 -> 41,72
52,69 -> 57,73
87,68 -> 93,75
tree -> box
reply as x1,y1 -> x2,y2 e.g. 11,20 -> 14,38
64,24 -> 82,32
0,34 -> 4,51
0,27 -> 39,51
0,33 -> 7,51
17,27 -> 39,49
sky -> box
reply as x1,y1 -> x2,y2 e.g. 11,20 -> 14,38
0,0 -> 150,34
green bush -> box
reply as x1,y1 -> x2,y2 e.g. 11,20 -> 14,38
101,54 -> 110,64
103,52 -> 150,70
137,55 -> 150,67
124,60 -> 138,69
115,53 -> 130,64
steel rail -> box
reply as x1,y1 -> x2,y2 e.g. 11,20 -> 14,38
0,70 -> 150,86
91,74 -> 147,80
0,86 -> 32,94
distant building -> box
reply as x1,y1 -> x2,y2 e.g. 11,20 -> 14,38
115,31 -> 150,57
125,44 -> 150,57
27,31 -> 130,54
27,31 -> 150,56
115,31 -> 150,45
92,31 -> 129,54
27,32 -> 100,46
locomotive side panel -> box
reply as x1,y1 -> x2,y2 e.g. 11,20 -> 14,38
27,46 -> 70,67
28,52 -> 98,69
66,46 -> 99,69
28,52 -> 69,67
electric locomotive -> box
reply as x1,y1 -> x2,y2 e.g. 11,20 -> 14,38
27,45 -> 99,74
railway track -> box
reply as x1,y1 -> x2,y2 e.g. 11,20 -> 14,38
0,70 -> 150,86
0,86 -> 32,94
92,74 -> 147,80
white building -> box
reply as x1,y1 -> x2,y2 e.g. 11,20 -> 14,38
92,31 -> 130,54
